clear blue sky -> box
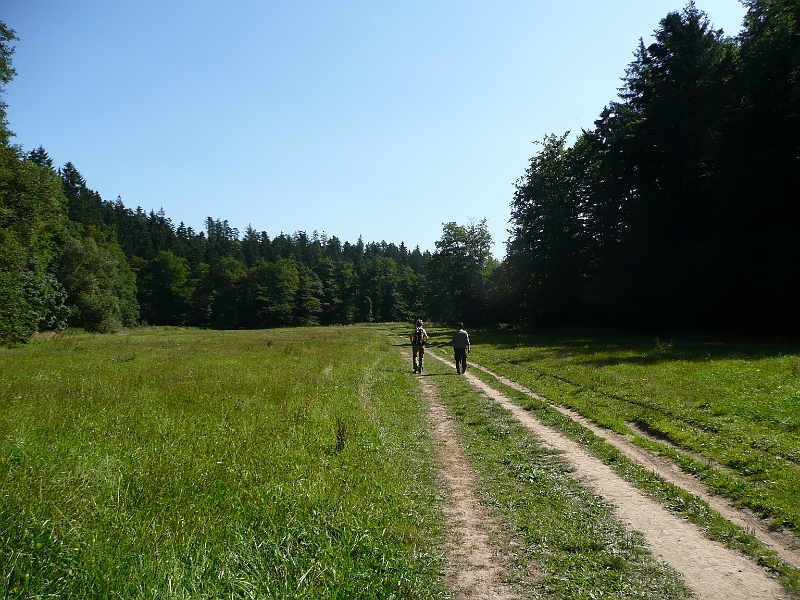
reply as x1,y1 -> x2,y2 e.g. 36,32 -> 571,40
4,1 -> 746,256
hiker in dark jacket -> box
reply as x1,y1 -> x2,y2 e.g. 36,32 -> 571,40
410,319 -> 428,373
452,322 -> 470,374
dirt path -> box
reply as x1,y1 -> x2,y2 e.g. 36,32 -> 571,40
403,351 -> 516,599
466,360 -> 800,570
426,351 -> 789,600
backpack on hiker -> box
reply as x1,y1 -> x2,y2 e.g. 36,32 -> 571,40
414,327 -> 425,346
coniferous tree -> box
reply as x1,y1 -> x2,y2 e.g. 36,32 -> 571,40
599,4 -> 730,329
60,162 -> 105,228
27,146 -> 54,169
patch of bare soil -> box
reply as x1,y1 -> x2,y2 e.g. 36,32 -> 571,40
427,351 -> 790,600
403,351 -> 516,599
468,361 -> 800,570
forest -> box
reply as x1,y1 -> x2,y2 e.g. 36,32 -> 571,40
1,0 -> 798,345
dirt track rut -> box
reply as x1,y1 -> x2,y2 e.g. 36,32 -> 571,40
403,349 -> 516,599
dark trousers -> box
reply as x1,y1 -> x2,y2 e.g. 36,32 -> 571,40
413,344 -> 425,372
454,348 -> 467,374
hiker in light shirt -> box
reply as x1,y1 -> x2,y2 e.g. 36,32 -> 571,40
452,322 -> 470,374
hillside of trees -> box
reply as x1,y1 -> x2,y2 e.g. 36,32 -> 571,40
2,1 -> 798,345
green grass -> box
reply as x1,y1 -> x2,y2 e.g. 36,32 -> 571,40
1,327 -> 448,599
421,328 -> 800,534
410,340 -> 692,599
7,325 -> 799,598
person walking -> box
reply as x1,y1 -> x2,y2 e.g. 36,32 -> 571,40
410,319 -> 428,373
452,322 -> 470,375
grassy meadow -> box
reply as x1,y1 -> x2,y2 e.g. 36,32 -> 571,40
4,324 -> 799,599
1,327 -> 447,598
422,328 -> 800,536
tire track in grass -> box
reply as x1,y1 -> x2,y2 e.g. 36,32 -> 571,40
427,351 -> 788,600
467,360 -> 800,571
402,350 -> 516,599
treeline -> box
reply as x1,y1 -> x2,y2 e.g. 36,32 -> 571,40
4,127 -> 500,344
4,134 -> 498,343
7,147 -> 443,339
3,1 -> 799,344
497,1 -> 800,333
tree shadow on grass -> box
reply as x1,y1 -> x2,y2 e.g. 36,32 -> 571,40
440,328 -> 800,365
